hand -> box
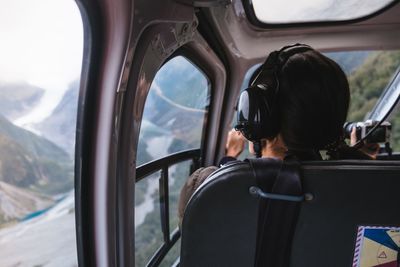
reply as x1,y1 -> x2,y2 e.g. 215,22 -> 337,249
225,129 -> 245,158
351,127 -> 380,159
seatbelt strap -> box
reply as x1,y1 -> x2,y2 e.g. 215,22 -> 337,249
247,158 -> 303,267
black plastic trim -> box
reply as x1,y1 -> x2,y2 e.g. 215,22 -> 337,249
136,149 -> 201,181
301,160 -> 400,169
74,0 -> 102,266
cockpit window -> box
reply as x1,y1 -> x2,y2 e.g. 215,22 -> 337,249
137,56 -> 210,166
250,0 -> 395,24
325,50 -> 400,122
326,50 -> 400,150
135,55 -> 210,266
368,68 -> 400,122
0,0 -> 83,266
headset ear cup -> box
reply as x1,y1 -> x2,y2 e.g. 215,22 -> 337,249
235,86 -> 279,141
236,44 -> 311,142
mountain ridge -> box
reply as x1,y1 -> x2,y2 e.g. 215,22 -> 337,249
0,114 -> 73,195
35,80 -> 79,157
0,82 -> 44,121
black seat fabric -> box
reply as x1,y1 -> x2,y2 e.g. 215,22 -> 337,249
180,161 -> 260,267
180,158 -> 302,267
180,159 -> 400,267
291,160 -> 400,267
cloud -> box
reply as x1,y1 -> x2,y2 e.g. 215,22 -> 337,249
0,0 -> 83,91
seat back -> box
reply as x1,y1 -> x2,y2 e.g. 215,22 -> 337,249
180,161 -> 260,267
180,158 -> 301,267
180,159 -> 400,267
291,160 -> 400,267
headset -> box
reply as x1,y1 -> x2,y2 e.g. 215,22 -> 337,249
235,43 -> 313,157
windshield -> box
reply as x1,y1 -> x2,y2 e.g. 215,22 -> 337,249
325,50 -> 400,150
368,68 -> 400,121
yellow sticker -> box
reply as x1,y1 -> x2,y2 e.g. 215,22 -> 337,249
353,226 -> 400,267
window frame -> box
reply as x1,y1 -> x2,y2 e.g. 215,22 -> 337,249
135,53 -> 212,266
135,149 -> 201,266
136,53 -> 212,168
133,34 -> 226,266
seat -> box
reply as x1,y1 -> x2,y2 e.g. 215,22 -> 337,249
180,158 -> 302,267
291,160 -> 400,267
180,159 -> 400,266
180,160 -> 259,267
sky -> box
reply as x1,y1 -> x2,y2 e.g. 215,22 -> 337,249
0,0 -> 83,125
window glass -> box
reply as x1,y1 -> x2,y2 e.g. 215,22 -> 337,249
251,0 -> 394,24
168,160 -> 191,230
0,0 -> 82,266
135,56 -> 210,265
325,50 -> 400,150
369,69 -> 400,121
137,56 -> 210,166
159,240 -> 181,267
325,51 -> 400,122
135,172 -> 163,266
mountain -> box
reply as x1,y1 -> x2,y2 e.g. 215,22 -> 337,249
0,82 -> 44,120
35,80 -> 79,157
0,181 -> 53,224
325,51 -> 371,75
0,114 -> 73,194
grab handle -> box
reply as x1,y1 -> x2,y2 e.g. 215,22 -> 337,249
249,186 -> 312,202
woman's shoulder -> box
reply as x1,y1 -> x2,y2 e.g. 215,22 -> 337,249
178,166 -> 218,227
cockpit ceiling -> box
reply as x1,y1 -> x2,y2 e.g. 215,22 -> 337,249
201,0 -> 400,62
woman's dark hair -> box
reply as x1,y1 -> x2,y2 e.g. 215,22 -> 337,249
277,49 -> 350,151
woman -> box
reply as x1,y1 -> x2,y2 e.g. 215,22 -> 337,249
178,44 -> 372,227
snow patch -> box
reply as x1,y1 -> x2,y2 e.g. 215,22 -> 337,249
0,191 -> 77,267
14,87 -> 67,130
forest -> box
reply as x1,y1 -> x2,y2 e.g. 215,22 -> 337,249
344,50 -> 400,151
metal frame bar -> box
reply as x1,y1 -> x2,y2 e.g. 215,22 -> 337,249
146,229 -> 181,267
136,149 -> 201,267
160,167 -> 170,242
136,149 -> 201,182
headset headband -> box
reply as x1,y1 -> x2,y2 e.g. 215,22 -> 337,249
251,43 -> 312,87
235,43 -> 313,147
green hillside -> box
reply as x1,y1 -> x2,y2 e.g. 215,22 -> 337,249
345,50 -> 400,150
0,115 -> 73,194
326,51 -> 370,75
